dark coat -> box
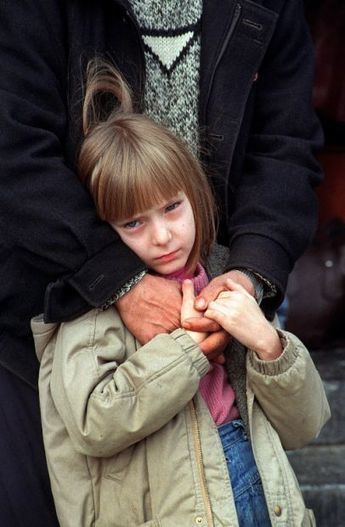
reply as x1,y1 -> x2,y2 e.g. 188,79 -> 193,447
0,0 -> 323,386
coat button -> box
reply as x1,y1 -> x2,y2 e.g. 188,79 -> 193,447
195,517 -> 203,525
274,505 -> 282,516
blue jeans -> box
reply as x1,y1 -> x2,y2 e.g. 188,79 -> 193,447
218,419 -> 271,527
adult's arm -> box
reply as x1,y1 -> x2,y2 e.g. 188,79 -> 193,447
225,0 -> 324,308
0,0 -> 145,323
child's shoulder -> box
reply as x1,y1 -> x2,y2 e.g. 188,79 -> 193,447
32,306 -> 126,361
62,306 -> 125,337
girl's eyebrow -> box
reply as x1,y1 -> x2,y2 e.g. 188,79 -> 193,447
113,213 -> 140,226
162,192 -> 183,206
159,197 -> 179,211
119,192 -> 184,222
122,213 -> 141,224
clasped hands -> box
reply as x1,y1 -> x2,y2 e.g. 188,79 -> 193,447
116,270 -> 256,364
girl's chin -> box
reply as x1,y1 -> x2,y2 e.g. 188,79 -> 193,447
153,266 -> 183,275
151,260 -> 187,275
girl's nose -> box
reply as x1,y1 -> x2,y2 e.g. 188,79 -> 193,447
151,220 -> 172,245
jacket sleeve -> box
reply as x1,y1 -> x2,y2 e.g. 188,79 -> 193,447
0,0 -> 145,323
246,330 -> 331,450
226,0 -> 324,307
49,309 -> 209,457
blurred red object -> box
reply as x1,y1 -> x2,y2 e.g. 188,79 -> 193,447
306,0 -> 345,123
317,152 -> 345,222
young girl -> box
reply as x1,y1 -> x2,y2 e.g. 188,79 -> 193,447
32,62 -> 330,527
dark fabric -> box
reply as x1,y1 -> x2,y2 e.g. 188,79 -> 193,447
0,366 -> 59,526
0,0 -> 322,382
0,1 -> 324,521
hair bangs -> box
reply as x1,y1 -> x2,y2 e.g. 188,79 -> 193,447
104,142 -> 187,222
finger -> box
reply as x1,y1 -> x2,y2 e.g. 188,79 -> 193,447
225,273 -> 255,297
182,279 -> 195,299
194,280 -> 225,310
225,277 -> 250,294
225,280 -> 256,303
204,305 -> 237,335
213,353 -> 226,365
205,302 -> 231,320
182,316 -> 221,333
199,330 -> 231,357
181,280 -> 196,321
216,290 -> 233,300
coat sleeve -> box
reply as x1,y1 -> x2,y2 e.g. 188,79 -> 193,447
49,309 -> 209,457
226,0 -> 323,307
0,0 -> 145,323
246,330 -> 331,450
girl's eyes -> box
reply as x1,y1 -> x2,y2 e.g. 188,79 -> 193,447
165,200 -> 182,213
123,219 -> 141,229
121,199 -> 182,229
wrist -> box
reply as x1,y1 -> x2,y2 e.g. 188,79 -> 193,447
230,269 -> 262,303
253,328 -> 283,361
234,268 -> 277,304
102,270 -> 147,310
184,329 -> 208,345
227,270 -> 256,297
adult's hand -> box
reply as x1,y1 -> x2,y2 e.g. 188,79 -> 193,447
116,274 -> 182,344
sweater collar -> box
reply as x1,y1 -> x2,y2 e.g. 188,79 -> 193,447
164,263 -> 209,294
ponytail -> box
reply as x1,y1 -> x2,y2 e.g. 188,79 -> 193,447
82,59 -> 134,136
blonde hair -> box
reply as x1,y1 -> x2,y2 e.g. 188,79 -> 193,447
78,59 -> 216,272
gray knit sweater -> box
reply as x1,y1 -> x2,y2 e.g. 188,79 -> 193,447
129,0 -> 202,155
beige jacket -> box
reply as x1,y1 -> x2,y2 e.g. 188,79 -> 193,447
32,308 -> 330,527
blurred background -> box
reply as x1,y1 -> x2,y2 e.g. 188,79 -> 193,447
281,2 -> 345,525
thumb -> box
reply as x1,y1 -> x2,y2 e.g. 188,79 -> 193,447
181,280 -> 196,321
194,281 -> 224,310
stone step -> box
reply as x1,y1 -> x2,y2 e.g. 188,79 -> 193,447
286,348 -> 345,526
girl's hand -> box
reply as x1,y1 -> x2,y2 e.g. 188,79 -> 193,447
181,280 -> 208,345
182,269 -> 251,359
204,278 -> 282,360
193,270 -> 255,311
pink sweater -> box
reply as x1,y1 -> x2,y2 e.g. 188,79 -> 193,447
166,265 -> 239,425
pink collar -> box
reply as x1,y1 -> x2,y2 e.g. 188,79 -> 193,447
164,263 -> 209,294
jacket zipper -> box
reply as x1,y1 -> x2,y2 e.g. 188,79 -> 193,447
204,3 -> 242,121
189,401 -> 214,527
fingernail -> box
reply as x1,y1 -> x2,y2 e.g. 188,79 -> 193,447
195,298 -> 206,309
182,320 -> 191,329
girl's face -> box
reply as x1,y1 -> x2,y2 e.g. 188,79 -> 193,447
112,192 -> 196,275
